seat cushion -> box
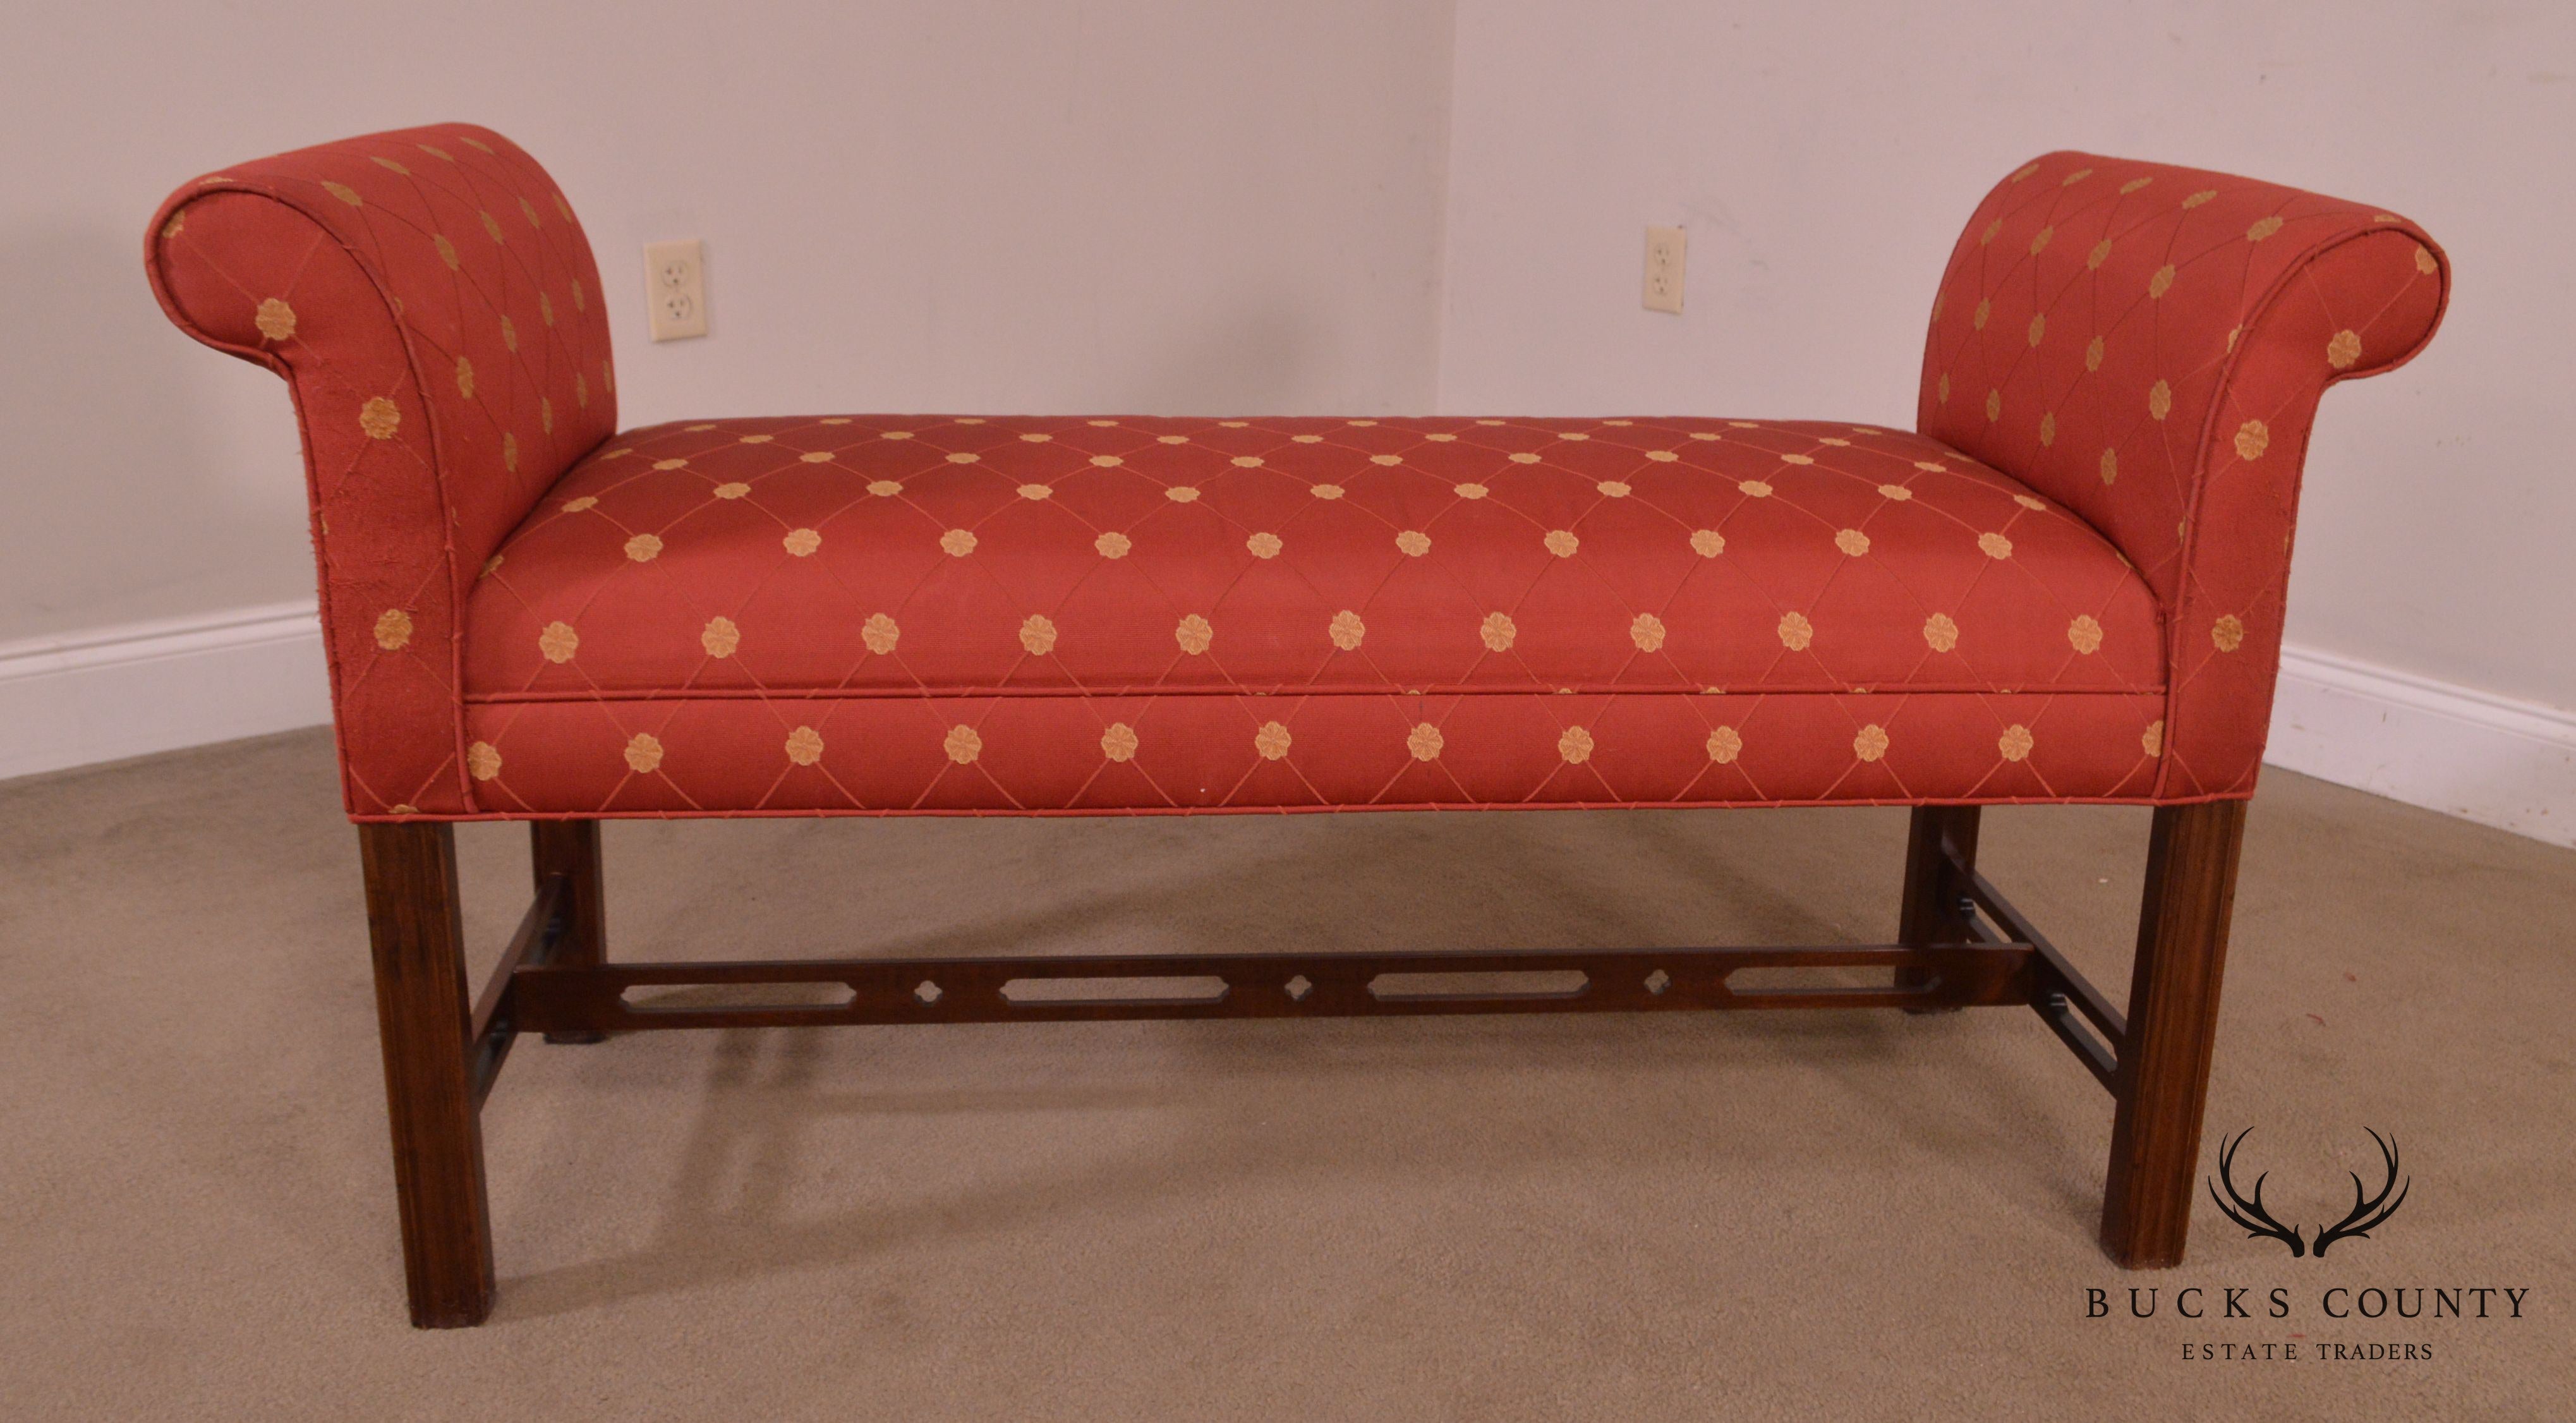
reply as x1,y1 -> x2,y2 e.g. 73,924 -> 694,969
459,415 -> 2167,814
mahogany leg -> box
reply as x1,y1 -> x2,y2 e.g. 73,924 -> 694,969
1897,805 -> 1982,1006
2100,800 -> 2249,1268
356,822 -> 496,1328
530,820 -> 608,1044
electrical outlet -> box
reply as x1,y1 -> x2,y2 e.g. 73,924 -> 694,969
643,239 -> 708,341
1643,226 -> 1686,314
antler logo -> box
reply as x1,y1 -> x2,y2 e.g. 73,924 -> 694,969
2208,1129 -> 2410,1259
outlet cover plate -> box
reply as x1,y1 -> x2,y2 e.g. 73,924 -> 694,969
643,238 -> 708,341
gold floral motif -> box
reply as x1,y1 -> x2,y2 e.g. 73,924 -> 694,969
1453,483 -> 1487,499
2211,614 -> 2246,652
2182,189 -> 2217,209
1020,614 -> 1058,655
1984,388 -> 2002,422
1630,612 -> 1666,651
1981,220 -> 2003,246
783,528 -> 821,557
799,451 -> 834,464
1158,434 -> 1190,445
1937,372 -> 1950,404
519,196 -> 542,229
1834,528 -> 1870,557
940,529 -> 978,557
1099,723 -> 1139,762
949,451 -> 985,466
1247,531 -> 1283,559
2327,329 -> 2363,369
254,298 -> 296,342
1973,298 -> 1990,330
624,533 -> 663,562
2414,245 -> 2437,276
2234,420 -> 2270,461
1646,450 -> 1679,463
480,210 -> 505,245
1690,529 -> 1725,557
654,458 -> 689,471
2085,334 -> 2105,372
2010,161 -> 2040,182
1979,532 -> 2014,560
2038,413 -> 2056,447
543,619 -> 584,665
2099,448 -> 2119,485
943,725 -> 981,765
2061,167 -> 2093,186
1480,612 -> 1517,652
2245,215 -> 2283,243
2067,614 -> 2103,654
2143,720 -> 2166,756
868,480 -> 903,497
1397,530 -> 1432,556
701,616 -> 741,657
1426,432 -> 1458,442
1370,453 -> 1404,466
1923,612 -> 1959,652
466,742 -> 502,781
1231,456 -> 1264,468
623,732 -> 663,773
1877,484 -> 1914,502
2014,494 -> 2046,511
373,609 -> 413,650
1998,724 -> 2035,761
1599,480 -> 1633,497
1853,724 -> 1890,762
1017,483 -> 1052,500
359,397 -> 401,440
1706,726 -> 1743,763
862,613 -> 899,655
1020,432 -> 1053,442
452,355 -> 478,398
1779,454 -> 1814,467
540,291 -> 555,327
1095,531 -> 1132,559
1311,483 -> 1345,500
162,210 -> 184,239
322,180 -> 362,207
1255,721 -> 1293,760
1327,610 -> 1366,650
1544,530 -> 1580,557
1777,610 -> 1813,651
1175,614 -> 1214,655
501,315 -> 517,352
1557,726 -> 1595,763
2028,313 -> 2046,347
540,398 -> 553,435
2087,239 -> 2112,270
1407,722 -> 1444,761
2120,176 -> 2153,195
480,554 -> 504,578
2148,380 -> 2172,421
2029,225 -> 2054,255
1739,480 -> 1772,498
1165,486 -> 1200,502
561,494 -> 596,514
713,481 -> 750,499
2148,264 -> 2175,300
785,726 -> 825,765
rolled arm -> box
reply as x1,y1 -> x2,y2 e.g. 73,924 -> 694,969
145,124 -> 617,815
1918,152 -> 2449,797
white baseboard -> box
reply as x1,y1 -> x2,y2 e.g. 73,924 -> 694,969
2266,643 -> 2576,849
0,600 -> 330,780
4,602 -> 2572,847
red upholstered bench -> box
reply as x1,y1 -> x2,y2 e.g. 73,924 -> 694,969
146,124 -> 2448,1327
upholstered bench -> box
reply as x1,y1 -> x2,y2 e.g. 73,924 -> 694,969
145,124 -> 2448,1326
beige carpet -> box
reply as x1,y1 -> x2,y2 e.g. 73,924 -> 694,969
3,727 -> 2568,1419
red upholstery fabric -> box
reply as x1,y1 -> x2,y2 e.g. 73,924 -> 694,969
456,415 -> 2165,812
1920,153 -> 2447,796
145,124 -> 617,814
142,130 -> 2445,820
